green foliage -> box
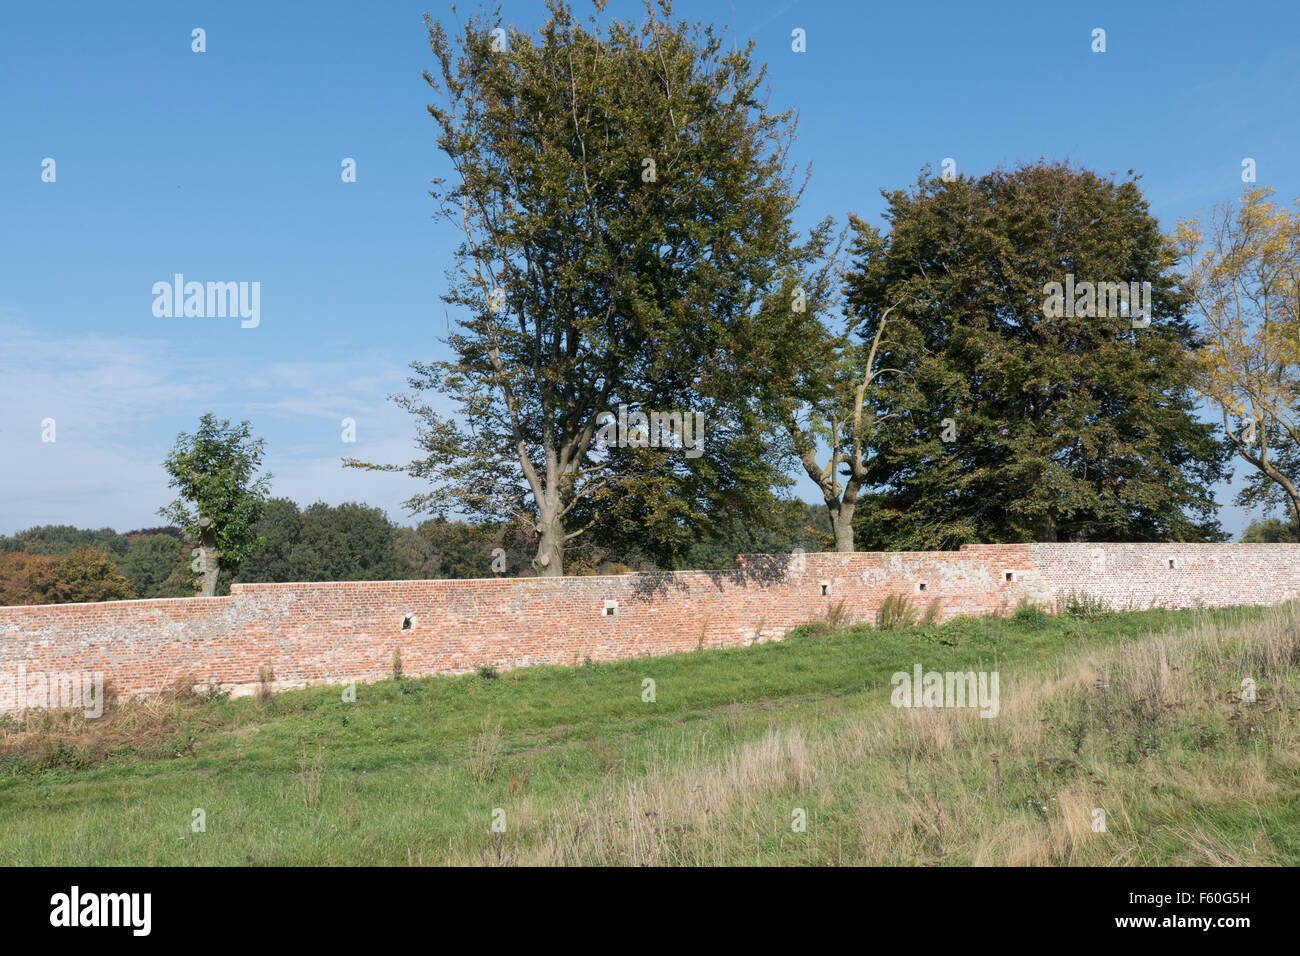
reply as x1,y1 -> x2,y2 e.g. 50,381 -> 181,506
1013,599 -> 1050,629
293,502 -> 398,580
1,526 -> 188,602
850,161 -> 1229,549
237,499 -> 398,583
121,534 -> 189,599
795,599 -> 856,639
349,0 -> 822,575
0,525 -> 129,562
1063,590 -> 1109,618
155,558 -> 201,598
158,413 -> 273,586
231,498 -> 301,582
238,505 -> 543,583
124,526 -> 183,539
0,495 -> 839,599
876,592 -> 916,630
1240,517 -> 1300,543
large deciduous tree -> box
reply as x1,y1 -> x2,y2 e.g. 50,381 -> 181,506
1175,187 -> 1300,526
849,162 -> 1227,548
348,0 -> 821,576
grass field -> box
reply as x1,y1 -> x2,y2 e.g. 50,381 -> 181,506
2,600 -> 1297,865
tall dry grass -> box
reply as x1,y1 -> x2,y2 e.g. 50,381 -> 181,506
451,602 -> 1300,865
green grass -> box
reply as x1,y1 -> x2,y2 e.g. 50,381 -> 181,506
1,603 -> 1296,865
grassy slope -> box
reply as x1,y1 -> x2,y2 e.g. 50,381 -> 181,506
1,603 -> 1297,865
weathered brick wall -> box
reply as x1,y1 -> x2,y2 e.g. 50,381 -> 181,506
0,543 -> 1295,711
1027,543 -> 1300,610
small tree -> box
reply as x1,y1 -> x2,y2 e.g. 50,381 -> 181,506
159,413 -> 272,595
1176,187 -> 1300,525
774,218 -> 912,552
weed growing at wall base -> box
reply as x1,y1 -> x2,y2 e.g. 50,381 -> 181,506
1064,590 -> 1109,618
877,593 -> 916,630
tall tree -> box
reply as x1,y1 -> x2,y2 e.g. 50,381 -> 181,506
849,162 -> 1227,548
159,413 -> 272,594
285,502 -> 398,582
1175,187 -> 1300,525
772,220 -> 914,551
347,0 -> 821,575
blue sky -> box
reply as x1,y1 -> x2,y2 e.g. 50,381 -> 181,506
2,0 -> 1298,538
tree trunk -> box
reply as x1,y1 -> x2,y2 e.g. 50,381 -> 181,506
533,506 -> 565,578
198,517 -> 220,597
1040,512 -> 1058,543
827,499 -> 856,552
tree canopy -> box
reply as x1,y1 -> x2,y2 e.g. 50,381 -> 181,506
0,548 -> 135,605
158,413 -> 273,593
1176,186 -> 1300,526
848,161 -> 1228,548
347,0 -> 822,575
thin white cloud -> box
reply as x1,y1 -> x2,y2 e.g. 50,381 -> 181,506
0,320 -> 443,534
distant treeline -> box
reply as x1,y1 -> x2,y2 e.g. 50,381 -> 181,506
0,498 -> 833,605
1239,518 -> 1300,544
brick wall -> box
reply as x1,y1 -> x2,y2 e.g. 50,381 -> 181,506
1027,543 -> 1300,610
1,543 -> 1296,711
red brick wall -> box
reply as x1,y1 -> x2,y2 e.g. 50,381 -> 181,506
1,544 -> 1296,711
